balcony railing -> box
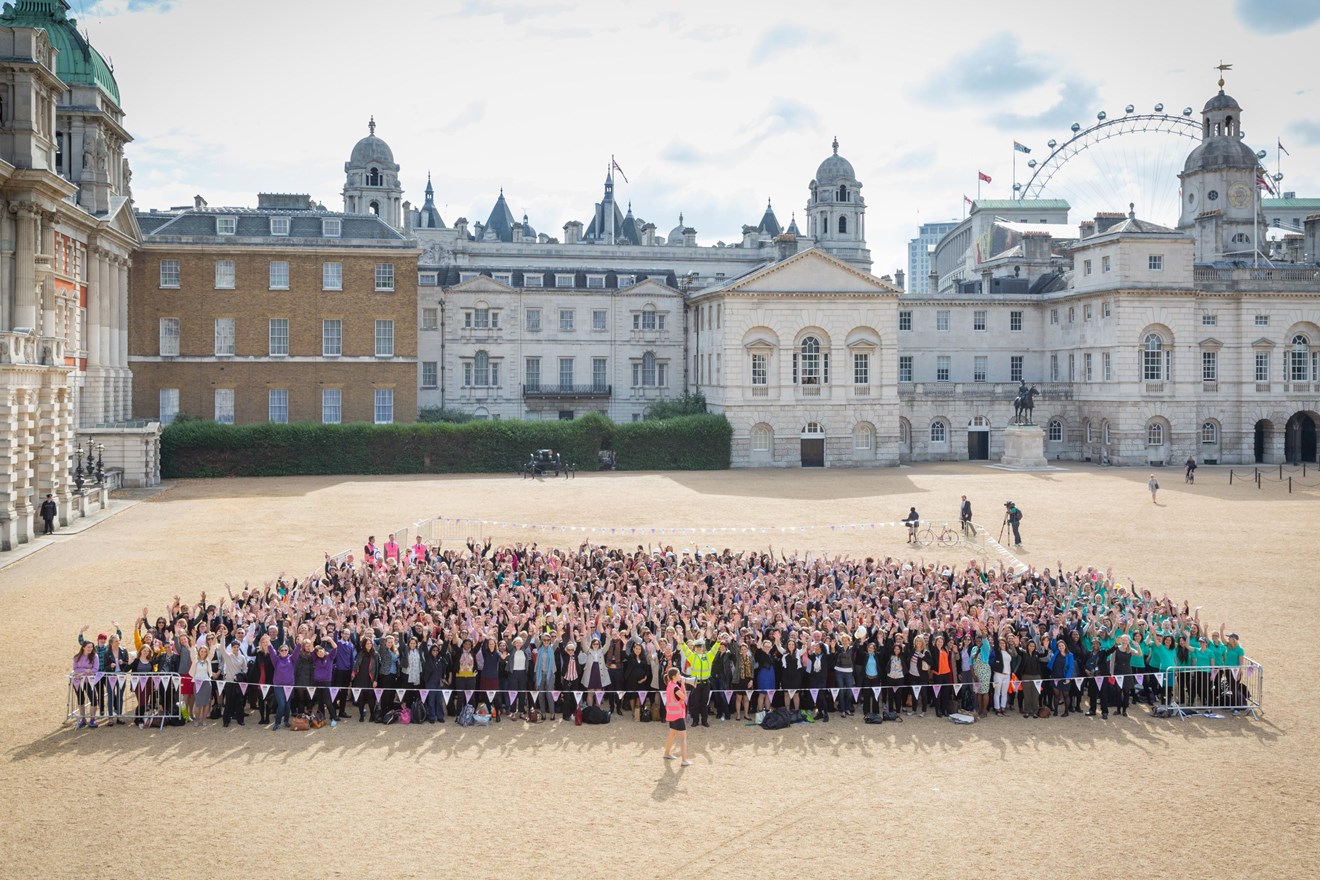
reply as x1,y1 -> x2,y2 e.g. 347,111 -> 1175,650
522,384 -> 611,399
750,386 -> 769,397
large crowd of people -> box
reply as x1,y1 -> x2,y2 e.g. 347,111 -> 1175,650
69,531 -> 1252,731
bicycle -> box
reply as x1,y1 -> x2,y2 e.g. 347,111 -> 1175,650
914,523 -> 960,547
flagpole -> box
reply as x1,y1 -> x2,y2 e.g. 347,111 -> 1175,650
1012,146 -> 1016,199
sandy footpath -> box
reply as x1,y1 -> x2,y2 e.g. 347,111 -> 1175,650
1,463 -> 1317,878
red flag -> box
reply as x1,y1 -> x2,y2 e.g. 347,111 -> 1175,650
611,155 -> 629,183
978,171 -> 992,183
1256,175 -> 1275,195
964,194 -> 973,205
1278,139 -> 1290,157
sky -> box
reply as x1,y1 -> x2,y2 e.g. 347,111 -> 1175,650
75,0 -> 1320,273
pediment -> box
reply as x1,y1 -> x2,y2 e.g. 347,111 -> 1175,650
716,248 -> 899,297
451,275 -> 515,293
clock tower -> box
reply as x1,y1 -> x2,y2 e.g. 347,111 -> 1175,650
1177,76 -> 1266,262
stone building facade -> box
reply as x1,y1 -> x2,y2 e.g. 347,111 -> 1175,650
129,193 -> 419,426
0,2 -> 145,551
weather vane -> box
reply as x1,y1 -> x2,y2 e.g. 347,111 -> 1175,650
1215,61 -> 1232,89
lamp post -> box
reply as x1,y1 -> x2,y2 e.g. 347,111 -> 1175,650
95,443 -> 105,484
73,445 -> 84,495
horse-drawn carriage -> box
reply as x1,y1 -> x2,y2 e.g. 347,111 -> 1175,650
521,449 -> 575,479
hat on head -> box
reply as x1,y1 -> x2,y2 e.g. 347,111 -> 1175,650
1228,632 -> 1239,640
692,637 -> 705,646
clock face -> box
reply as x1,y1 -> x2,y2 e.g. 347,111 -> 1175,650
1230,183 -> 1251,208
1208,190 -> 1219,202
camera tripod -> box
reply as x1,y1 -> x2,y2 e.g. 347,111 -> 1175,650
997,512 -> 1010,544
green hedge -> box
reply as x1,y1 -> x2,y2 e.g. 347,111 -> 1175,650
160,412 -> 730,478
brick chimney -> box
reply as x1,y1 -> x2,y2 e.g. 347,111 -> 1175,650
894,269 -> 906,291
1079,219 -> 1096,239
1094,212 -> 1124,234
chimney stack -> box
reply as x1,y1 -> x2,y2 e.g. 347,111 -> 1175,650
894,268 -> 906,291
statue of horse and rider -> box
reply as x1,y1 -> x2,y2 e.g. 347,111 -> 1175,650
1012,381 -> 1040,426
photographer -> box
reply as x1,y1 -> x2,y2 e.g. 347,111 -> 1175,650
1004,501 -> 1023,546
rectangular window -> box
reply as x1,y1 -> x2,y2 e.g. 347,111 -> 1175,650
617,274 -> 635,287
592,309 -> 607,331
492,272 -> 513,286
1050,353 -> 1059,382
216,216 -> 237,235
555,274 -> 575,288
936,310 -> 950,332
973,355 -> 987,383
522,273 -> 544,288
899,355 -> 913,383
586,274 -> 606,289
159,259 -> 180,288
459,272 -> 479,284
374,263 -> 395,291
1068,306 -> 1075,323
473,308 -> 490,328
1255,314 -> 1269,327
421,307 -> 438,331
657,362 -> 668,387
558,357 -> 574,388
321,388 -> 341,424
1068,353 -> 1075,381
525,308 -> 541,331
1255,352 -> 1270,381
1103,352 -> 1112,381
268,318 -> 289,356
898,310 -> 912,332
159,388 -> 179,426
1010,310 -> 1023,332
269,261 -> 289,290
1010,355 -> 1024,382
322,262 -> 342,290
421,361 -> 438,388
1202,313 -> 1217,326
1085,352 -> 1093,381
973,310 -> 987,331
418,272 -> 439,287
559,309 -> 574,331
214,259 -> 235,289
374,388 -> 393,424
525,357 -> 541,389
214,317 -> 235,356
751,353 -> 767,386
592,357 -> 608,390
374,319 -> 394,357
322,319 -> 342,357
1149,254 -> 1164,271
322,219 -> 341,238
936,355 -> 951,383
1083,259 -> 1092,276
1103,301 -> 1112,317
1050,308 -> 1059,325
1084,304 -> 1092,321
269,216 -> 290,236
214,388 -> 234,425
1102,255 -> 1111,272
1203,351 -> 1218,382
854,352 -> 870,385
268,388 -> 288,424
159,318 -> 180,356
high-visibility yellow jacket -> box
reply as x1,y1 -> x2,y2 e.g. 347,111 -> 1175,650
679,642 -> 721,681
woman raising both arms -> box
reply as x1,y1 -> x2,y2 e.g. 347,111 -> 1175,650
662,667 -> 692,767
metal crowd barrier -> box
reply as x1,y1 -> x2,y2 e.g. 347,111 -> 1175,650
1153,660 -> 1262,719
66,672 -> 183,726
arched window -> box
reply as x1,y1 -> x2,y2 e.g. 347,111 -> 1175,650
1226,115 -> 1234,134
642,351 -> 657,386
838,215 -> 848,234
853,422 -> 874,450
1048,419 -> 1063,442
837,184 -> 847,202
899,418 -> 910,446
1147,422 -> 1164,446
1290,334 -> 1311,381
1103,422 -> 1112,445
930,420 -> 947,443
803,421 -> 824,435
367,167 -> 381,186
820,213 -> 828,235
1143,333 -> 1167,380
474,350 -> 490,386
751,424 -> 771,452
369,201 -> 380,216
1231,232 -> 1250,244
1202,421 -> 1218,444
1085,421 -> 1094,444
795,336 -> 823,385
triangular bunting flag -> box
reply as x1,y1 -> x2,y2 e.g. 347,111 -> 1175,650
640,691 -> 650,704
507,691 -> 519,706
828,688 -> 839,701
953,683 -> 964,695
912,685 -> 923,698
283,686 -> 293,698
615,691 -> 626,702
397,689 -> 408,701
850,687 -> 861,701
213,680 -> 225,693
441,690 -> 451,703
574,692 -> 585,705
329,688 -> 340,702
305,687 -> 315,698
463,690 -> 474,703
550,690 -> 560,702
871,687 -> 881,699
373,688 -> 384,702
351,688 -> 361,701
485,690 -> 496,702
92,672 -> 103,685
1033,680 -> 1043,693
1153,673 -> 1163,686
809,688 -> 819,702
239,683 -> 248,695
933,684 -> 942,696
1074,679 -> 1085,692
593,690 -> 604,704
723,690 -> 733,703
260,685 -> 270,698
1094,676 -> 1105,690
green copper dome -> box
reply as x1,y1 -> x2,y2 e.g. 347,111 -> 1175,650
0,0 -> 120,104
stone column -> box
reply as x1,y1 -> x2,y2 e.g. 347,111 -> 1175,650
0,390 -> 18,550
118,258 -> 130,420
101,253 -> 116,420
12,205 -> 37,330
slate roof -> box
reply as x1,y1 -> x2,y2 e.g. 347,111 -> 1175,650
136,206 -> 409,244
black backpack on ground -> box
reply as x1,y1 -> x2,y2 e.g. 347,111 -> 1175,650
760,708 -> 792,730
582,705 -> 611,724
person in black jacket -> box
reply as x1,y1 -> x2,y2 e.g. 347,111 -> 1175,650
40,494 -> 57,534
422,642 -> 449,722
352,637 -> 380,722
1098,636 -> 1137,718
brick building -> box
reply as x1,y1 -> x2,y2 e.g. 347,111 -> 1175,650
129,194 -> 418,425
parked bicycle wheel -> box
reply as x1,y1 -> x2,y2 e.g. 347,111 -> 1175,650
915,528 -> 935,546
939,528 -> 959,547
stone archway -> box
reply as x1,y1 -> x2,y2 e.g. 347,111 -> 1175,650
1285,411 -> 1318,464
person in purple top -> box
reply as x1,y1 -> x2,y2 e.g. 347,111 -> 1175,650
332,631 -> 355,720
72,642 -> 100,729
312,639 -> 337,726
268,640 -> 295,730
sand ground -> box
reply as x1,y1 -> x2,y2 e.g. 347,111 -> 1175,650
2,463 -> 1317,879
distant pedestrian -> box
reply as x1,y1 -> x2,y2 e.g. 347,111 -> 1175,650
903,506 -> 921,544
40,494 -> 57,535
959,495 -> 973,536
1184,457 -> 1197,484
1004,501 -> 1022,546
662,667 -> 691,767
1148,474 -> 1160,504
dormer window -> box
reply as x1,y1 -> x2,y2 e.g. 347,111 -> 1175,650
322,219 -> 342,238
216,216 -> 237,235
269,216 -> 290,236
